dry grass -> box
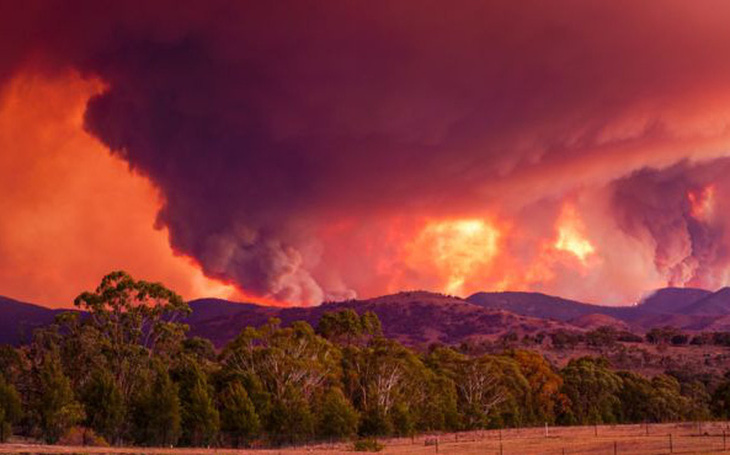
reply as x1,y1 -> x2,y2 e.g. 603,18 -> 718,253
3,422 -> 730,455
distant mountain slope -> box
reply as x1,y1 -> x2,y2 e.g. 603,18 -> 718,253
466,291 -> 635,321
636,287 -> 712,313
678,287 -> 730,316
567,313 -> 631,331
188,291 -> 577,347
186,298 -> 266,325
0,296 -> 62,345
6,286 -> 730,348
467,287 -> 730,331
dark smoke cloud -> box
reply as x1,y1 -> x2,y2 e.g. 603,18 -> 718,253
6,1 -> 730,302
612,161 -> 730,289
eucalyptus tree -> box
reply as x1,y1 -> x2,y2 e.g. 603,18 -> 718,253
221,319 -> 340,440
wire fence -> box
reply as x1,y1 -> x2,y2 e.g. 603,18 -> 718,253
379,421 -> 730,455
3,422 -> 730,454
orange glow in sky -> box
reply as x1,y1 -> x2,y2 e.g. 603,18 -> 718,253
553,203 -> 596,264
0,71 -> 240,307
406,218 -> 501,295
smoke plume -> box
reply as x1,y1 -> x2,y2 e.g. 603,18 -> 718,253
5,1 -> 730,303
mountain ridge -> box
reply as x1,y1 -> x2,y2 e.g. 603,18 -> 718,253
4,286 -> 730,347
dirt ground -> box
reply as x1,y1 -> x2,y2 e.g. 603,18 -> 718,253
3,422 -> 730,455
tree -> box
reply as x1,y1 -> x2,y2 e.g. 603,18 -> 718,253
317,310 -> 382,346
82,369 -> 124,444
559,357 -> 622,425
511,350 -> 566,425
645,327 -> 682,345
36,353 -> 84,443
712,373 -> 730,419
0,345 -> 22,384
616,371 -> 655,423
222,320 -> 339,404
586,326 -> 619,348
177,364 -> 219,446
344,338 -> 426,435
0,376 -> 21,442
220,382 -> 260,448
681,380 -> 711,421
426,347 -> 510,429
267,387 -> 315,444
131,367 -> 181,446
649,375 -> 689,422
73,271 -> 191,405
316,387 -> 358,440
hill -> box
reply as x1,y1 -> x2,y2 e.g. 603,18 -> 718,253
466,291 -> 636,321
0,296 -> 64,345
635,287 -> 712,313
5,286 -> 730,348
187,291 -> 576,347
567,313 -> 631,331
467,287 -> 730,331
678,287 -> 730,316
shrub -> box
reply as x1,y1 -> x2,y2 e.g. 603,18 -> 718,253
57,427 -> 109,447
353,437 -> 384,452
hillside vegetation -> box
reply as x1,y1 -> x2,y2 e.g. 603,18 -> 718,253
3,272 -> 730,450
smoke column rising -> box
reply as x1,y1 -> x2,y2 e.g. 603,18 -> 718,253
4,1 -> 730,304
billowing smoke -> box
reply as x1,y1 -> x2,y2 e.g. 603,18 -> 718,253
612,161 -> 730,290
5,1 -> 730,303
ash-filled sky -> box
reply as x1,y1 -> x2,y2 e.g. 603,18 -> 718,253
3,1 -> 730,308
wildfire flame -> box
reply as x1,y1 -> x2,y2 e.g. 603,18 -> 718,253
407,218 -> 501,295
688,184 -> 716,221
553,203 -> 596,264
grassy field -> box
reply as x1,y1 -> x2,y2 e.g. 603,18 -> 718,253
3,422 -> 730,454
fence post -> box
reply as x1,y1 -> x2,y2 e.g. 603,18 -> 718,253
724,429 -> 727,451
668,433 -> 673,454
499,441 -> 503,455
435,437 -> 439,453
613,440 -> 617,455
545,422 -> 549,438
594,424 -> 598,437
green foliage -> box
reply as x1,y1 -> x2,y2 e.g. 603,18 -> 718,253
176,362 -> 219,446
36,353 -> 84,443
317,309 -> 382,345
427,347 -> 516,429
316,387 -> 358,439
559,357 -> 621,425
712,374 -> 730,419
586,326 -> 619,348
0,345 -> 22,384
131,366 -> 181,446
0,376 -> 21,442
645,326 -> 683,345
7,271 -> 730,449
220,381 -> 260,447
81,369 -> 124,443
616,371 -> 655,422
267,387 -> 315,444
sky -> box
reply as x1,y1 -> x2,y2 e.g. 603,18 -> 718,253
3,1 -> 730,307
